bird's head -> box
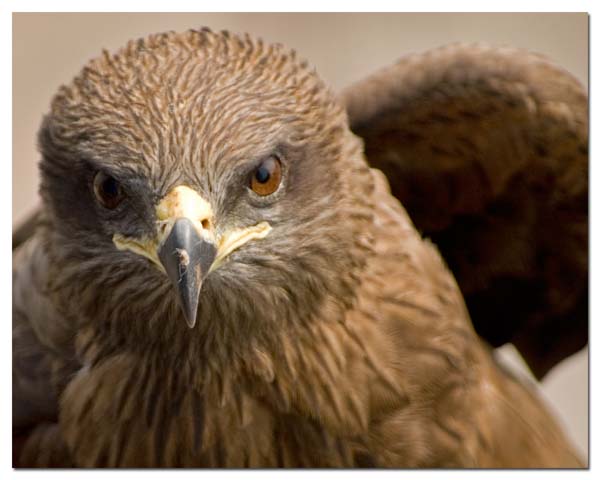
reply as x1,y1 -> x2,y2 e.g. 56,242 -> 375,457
38,29 -> 374,349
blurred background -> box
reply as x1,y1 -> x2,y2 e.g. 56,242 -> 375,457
12,12 -> 589,460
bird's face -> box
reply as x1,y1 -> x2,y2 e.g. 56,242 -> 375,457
39,30 -> 372,339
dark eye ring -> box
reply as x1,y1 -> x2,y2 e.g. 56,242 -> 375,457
93,171 -> 125,209
250,156 -> 282,196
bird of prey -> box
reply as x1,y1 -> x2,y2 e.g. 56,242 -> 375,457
13,29 -> 587,467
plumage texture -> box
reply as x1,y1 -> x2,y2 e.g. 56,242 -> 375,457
13,30 -> 586,467
343,44 -> 588,378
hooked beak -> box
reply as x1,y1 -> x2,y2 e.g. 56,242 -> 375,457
157,218 -> 216,328
112,185 -> 272,329
154,186 -> 216,328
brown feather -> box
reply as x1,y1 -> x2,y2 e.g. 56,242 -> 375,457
344,43 -> 588,378
13,31 -> 584,467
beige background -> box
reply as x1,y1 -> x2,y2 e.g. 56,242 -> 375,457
12,13 -> 589,459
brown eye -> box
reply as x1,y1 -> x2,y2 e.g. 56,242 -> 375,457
93,171 -> 124,209
250,156 -> 282,196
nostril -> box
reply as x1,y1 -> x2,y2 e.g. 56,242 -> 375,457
201,219 -> 211,230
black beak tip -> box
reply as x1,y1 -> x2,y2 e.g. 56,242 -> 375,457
179,268 -> 201,329
185,317 -> 197,329
158,218 -> 217,328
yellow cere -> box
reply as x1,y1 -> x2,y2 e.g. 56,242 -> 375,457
113,185 -> 272,274
156,185 -> 215,243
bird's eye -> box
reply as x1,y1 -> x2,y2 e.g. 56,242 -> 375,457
250,156 -> 282,196
93,171 -> 125,209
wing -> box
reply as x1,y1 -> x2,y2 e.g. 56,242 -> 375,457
342,44 -> 588,379
13,212 -> 80,460
13,208 -> 42,251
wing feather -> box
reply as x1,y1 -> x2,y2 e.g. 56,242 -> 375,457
13,219 -> 80,464
343,44 -> 588,378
